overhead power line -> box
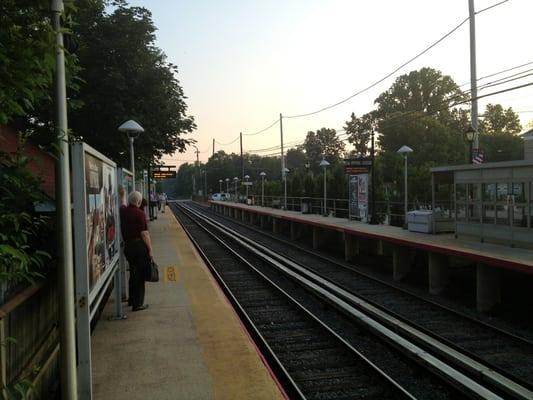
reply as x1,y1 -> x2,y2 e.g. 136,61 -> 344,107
283,0 -> 509,120
243,119 -> 279,136
215,136 -> 240,146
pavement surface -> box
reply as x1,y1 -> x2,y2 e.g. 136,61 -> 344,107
91,207 -> 285,400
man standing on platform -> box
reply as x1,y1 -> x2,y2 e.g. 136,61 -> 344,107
121,191 -> 152,311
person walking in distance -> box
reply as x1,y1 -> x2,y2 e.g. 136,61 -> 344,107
158,192 -> 167,213
121,191 -> 152,311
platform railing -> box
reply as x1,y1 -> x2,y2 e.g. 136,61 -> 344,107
217,195 -> 439,226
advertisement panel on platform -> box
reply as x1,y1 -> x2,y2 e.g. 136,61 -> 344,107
349,174 -> 369,221
84,153 -> 119,291
72,142 -> 124,398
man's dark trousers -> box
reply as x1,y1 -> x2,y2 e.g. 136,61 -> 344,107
124,240 -> 148,309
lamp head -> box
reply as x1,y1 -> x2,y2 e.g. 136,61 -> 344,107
397,145 -> 413,155
244,175 -> 250,180
464,126 -> 475,142
319,158 -> 330,167
225,178 -> 229,182
260,171 -> 266,177
118,120 -> 144,138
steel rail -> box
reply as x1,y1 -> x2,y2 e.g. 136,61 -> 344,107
191,202 -> 533,388
171,203 -> 416,400
179,202 -> 532,400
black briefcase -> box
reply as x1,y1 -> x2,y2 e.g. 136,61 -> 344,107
146,258 -> 159,282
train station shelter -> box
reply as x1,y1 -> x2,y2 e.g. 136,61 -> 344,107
431,129 -> 533,249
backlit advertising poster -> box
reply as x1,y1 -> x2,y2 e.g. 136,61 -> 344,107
349,174 -> 368,221
84,154 -> 118,290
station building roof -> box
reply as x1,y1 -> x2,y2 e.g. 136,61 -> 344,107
430,158 -> 533,173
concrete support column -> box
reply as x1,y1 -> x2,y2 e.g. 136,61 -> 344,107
428,252 -> 449,295
273,218 -> 280,234
393,246 -> 411,281
476,263 -> 501,312
260,215 -> 266,229
375,240 -> 384,256
290,222 -> 300,241
312,227 -> 320,249
250,213 -> 256,225
241,210 -> 247,223
344,234 -> 359,262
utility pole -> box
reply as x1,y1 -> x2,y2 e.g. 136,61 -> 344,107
369,129 -> 378,224
212,138 -> 215,156
280,113 -> 286,209
469,0 -> 479,151
51,1 -> 78,398
240,132 -> 244,180
195,146 -> 200,195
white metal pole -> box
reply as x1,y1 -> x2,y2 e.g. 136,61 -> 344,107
323,168 -> 327,215
280,113 -> 286,209
52,1 -> 78,398
469,0 -> 479,149
130,136 -> 135,191
404,155 -> 408,225
261,178 -> 264,206
219,181 -> 222,193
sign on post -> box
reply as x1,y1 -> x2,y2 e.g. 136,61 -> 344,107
72,142 -> 122,399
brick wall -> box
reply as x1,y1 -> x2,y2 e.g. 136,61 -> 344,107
0,125 -> 56,199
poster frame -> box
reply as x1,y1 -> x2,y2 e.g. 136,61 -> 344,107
71,142 -> 122,399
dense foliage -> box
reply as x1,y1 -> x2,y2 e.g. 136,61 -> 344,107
0,149 -> 50,285
67,0 -> 195,169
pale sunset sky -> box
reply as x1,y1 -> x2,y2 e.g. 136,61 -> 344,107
127,0 -> 533,167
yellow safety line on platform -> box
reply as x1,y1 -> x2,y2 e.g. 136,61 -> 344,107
166,210 -> 286,400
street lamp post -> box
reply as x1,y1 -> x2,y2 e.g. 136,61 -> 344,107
118,120 -> 144,191
244,174 -> 250,200
464,126 -> 475,164
397,145 -> 414,228
233,177 -> 239,202
51,1 -> 77,398
282,167 -> 289,209
225,178 -> 230,194
319,158 -> 330,216
260,172 -> 266,206
219,179 -> 223,193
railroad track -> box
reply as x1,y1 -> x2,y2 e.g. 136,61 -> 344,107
187,202 -> 533,389
172,201 -> 533,399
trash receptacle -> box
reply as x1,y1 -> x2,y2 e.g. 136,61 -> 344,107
407,210 -> 433,233
301,197 -> 312,214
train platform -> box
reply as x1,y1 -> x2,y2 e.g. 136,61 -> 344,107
90,208 -> 286,400
210,200 -> 533,312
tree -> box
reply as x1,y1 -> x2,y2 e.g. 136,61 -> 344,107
0,0 -> 77,125
479,104 -> 521,136
479,104 -> 522,162
344,112 -> 373,157
285,147 -> 306,170
303,128 -> 345,169
66,0 -> 195,168
375,68 -> 467,202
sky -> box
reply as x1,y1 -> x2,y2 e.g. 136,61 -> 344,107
127,0 -> 533,167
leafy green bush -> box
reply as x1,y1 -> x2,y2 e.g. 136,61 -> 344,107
0,149 -> 51,284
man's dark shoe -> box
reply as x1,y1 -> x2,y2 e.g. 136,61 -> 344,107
132,304 -> 149,312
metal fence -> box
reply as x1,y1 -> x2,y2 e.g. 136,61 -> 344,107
245,195 -> 428,226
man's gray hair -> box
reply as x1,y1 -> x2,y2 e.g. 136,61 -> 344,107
128,191 -> 142,206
